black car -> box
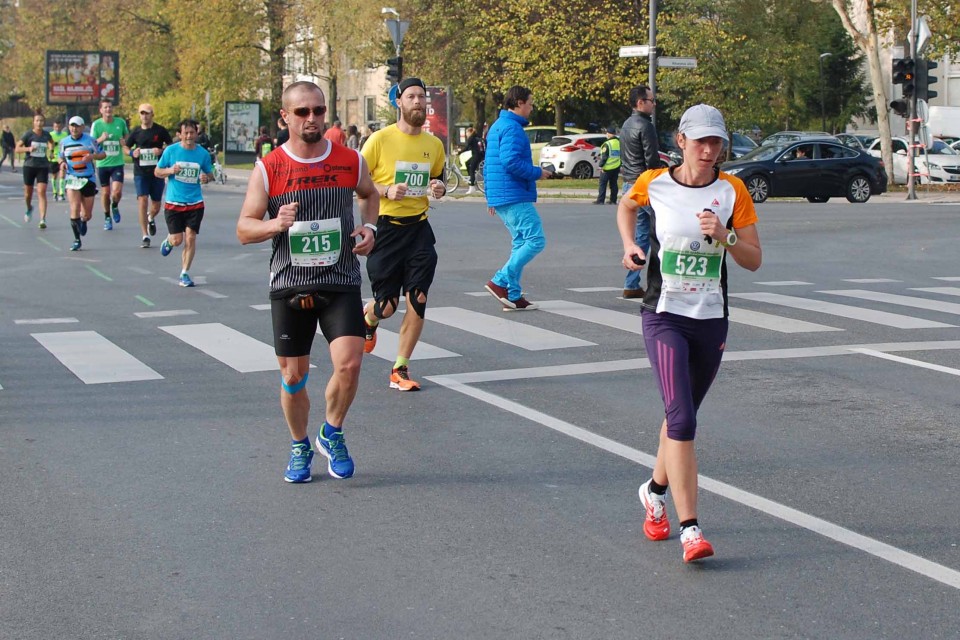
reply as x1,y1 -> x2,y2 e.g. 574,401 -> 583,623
720,139 -> 887,203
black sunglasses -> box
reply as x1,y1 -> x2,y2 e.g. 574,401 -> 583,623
291,106 -> 327,118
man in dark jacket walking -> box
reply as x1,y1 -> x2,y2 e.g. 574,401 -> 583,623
619,85 -> 662,298
1,124 -> 16,172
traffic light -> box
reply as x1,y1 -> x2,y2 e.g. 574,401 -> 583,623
892,57 -> 915,99
386,56 -> 403,85
916,57 -> 938,102
889,100 -> 908,117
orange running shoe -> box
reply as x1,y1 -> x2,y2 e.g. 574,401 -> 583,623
680,525 -> 714,562
363,319 -> 378,354
389,366 -> 421,391
639,479 -> 670,541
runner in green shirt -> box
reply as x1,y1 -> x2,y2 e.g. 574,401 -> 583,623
90,98 -> 130,231
48,120 -> 69,201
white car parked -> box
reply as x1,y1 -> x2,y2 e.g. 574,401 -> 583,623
867,137 -> 960,184
538,134 -> 608,178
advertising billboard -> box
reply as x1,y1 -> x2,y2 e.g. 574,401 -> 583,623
225,102 -> 260,155
46,50 -> 119,105
423,86 -> 451,153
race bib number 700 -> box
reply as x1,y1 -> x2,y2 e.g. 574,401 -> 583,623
393,161 -> 430,197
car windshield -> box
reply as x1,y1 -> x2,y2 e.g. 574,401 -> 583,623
547,137 -> 573,147
736,143 -> 786,161
732,133 -> 757,148
929,140 -> 958,155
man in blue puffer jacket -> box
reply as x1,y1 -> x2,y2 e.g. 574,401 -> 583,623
483,85 -> 554,311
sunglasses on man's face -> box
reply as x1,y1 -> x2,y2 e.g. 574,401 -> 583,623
291,106 -> 327,118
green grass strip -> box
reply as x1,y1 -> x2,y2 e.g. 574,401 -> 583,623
84,265 -> 113,282
135,295 -> 155,307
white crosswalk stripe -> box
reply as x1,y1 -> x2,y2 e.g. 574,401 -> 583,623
428,307 -> 595,351
33,330 -> 163,384
159,322 -> 283,372
731,292 -> 954,329
13,283 -> 960,387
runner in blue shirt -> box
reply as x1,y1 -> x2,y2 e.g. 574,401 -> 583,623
155,119 -> 215,287
59,116 -> 106,251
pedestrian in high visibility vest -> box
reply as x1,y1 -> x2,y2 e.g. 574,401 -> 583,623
594,127 -> 621,205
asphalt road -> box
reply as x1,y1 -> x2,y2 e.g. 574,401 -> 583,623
1,169 -> 959,639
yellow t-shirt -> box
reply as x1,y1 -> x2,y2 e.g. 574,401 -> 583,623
361,124 -> 445,218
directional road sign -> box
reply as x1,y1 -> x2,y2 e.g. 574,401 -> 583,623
619,45 -> 650,58
658,56 -> 697,69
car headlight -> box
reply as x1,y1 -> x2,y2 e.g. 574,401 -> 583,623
928,162 -> 940,169
725,168 -> 742,175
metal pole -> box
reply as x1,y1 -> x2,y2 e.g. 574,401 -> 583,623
820,57 -> 825,132
649,0 -> 657,114
907,0 -> 918,200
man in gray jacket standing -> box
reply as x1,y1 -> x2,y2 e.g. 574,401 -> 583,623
618,85 -> 662,298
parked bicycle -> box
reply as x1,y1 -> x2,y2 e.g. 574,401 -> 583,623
444,157 -> 483,195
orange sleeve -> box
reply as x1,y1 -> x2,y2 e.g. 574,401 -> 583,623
721,173 -> 759,228
628,168 -> 668,208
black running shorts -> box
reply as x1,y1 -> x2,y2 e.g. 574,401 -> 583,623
164,204 -> 204,234
365,216 -> 438,302
23,165 -> 49,186
270,289 -> 365,357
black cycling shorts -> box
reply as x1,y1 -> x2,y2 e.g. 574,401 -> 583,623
23,165 -> 49,186
271,289 -> 365,357
365,216 -> 438,302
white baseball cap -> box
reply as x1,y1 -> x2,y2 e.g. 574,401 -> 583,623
68,116 -> 85,126
678,104 -> 728,141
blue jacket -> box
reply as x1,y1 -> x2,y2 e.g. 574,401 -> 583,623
483,109 -> 541,207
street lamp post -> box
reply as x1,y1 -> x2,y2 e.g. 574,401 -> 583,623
381,7 -> 401,57
819,52 -> 832,132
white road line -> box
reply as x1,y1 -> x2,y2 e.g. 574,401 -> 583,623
134,309 -> 198,319
428,307 -> 595,351
197,289 -> 228,299
824,289 -> 960,315
729,307 -> 841,333
849,348 -> 960,376
14,318 -> 80,325
842,278 -> 901,283
732,292 -> 954,329
127,266 -> 153,275
435,340 -> 960,385
932,276 -> 960,281
250,304 -> 272,310
426,377 -> 960,591
159,322 -> 285,372
356,327 -> 460,361
538,300 -> 643,334
32,331 -> 163,384
465,291 -> 491,297
568,286 -> 622,293
910,286 -> 960,297
754,281 -> 813,286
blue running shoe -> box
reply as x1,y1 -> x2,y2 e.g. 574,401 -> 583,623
284,441 -> 314,483
104,216 -> 113,231
70,239 -> 81,251
179,272 -> 194,287
24,207 -> 32,223
79,219 -> 87,236
111,203 -> 120,223
160,238 -> 172,256
316,425 -> 354,479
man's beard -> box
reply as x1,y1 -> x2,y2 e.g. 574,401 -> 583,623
301,129 -> 322,143
401,106 -> 426,128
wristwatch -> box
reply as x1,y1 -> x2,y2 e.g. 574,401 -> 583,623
720,231 -> 738,247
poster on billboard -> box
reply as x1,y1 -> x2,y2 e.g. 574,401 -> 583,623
224,102 -> 260,157
46,50 -> 120,106
423,86 -> 451,154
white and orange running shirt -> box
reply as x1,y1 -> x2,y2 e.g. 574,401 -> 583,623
627,167 -> 758,320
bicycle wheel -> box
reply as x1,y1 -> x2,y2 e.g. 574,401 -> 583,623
474,161 -> 485,194
444,168 -> 459,194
